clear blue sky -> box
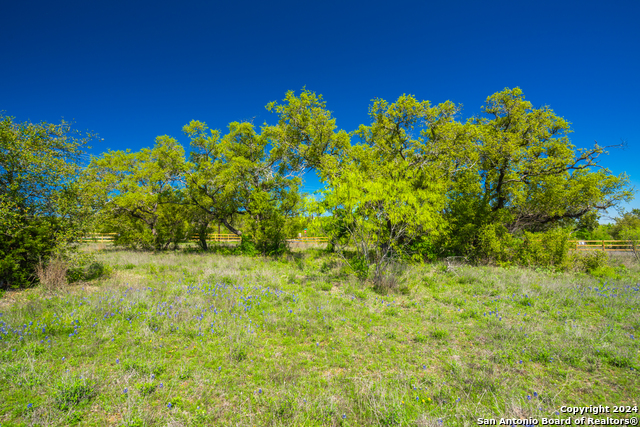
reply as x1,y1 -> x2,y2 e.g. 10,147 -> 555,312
2,0 -> 639,220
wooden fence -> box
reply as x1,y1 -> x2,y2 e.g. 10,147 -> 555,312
82,233 -> 328,244
286,236 -> 329,244
81,235 -> 635,251
569,240 -> 638,252
82,233 -> 117,242
191,234 -> 330,244
191,234 -> 242,242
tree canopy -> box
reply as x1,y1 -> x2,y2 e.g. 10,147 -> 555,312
2,87 -> 636,287
0,114 -> 95,287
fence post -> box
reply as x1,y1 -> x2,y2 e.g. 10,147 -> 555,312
602,240 -> 605,252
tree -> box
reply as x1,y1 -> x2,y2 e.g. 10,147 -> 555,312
320,94 -> 470,287
0,114 -> 95,288
265,88 -> 350,175
86,136 -> 189,250
574,210 -> 600,239
184,120 -> 303,255
610,209 -> 640,239
609,209 -> 640,260
445,88 -> 634,257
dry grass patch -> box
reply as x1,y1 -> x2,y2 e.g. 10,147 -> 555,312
35,257 -> 68,293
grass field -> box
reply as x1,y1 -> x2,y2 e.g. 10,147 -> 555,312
1,246 -> 639,426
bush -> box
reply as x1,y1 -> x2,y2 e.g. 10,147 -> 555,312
519,228 -> 572,270
570,250 -> 609,273
475,225 -> 572,270
588,265 -> 621,280
0,219 -> 58,288
1,114 -> 94,289
236,235 -> 259,256
476,223 -> 522,266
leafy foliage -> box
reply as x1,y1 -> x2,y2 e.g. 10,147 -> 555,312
0,114 -> 95,288
86,136 -> 189,250
319,95 -> 467,285
183,120 -> 303,255
444,88 -> 633,258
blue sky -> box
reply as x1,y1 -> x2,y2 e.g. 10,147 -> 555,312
2,0 -> 639,221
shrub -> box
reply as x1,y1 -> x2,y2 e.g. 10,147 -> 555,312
476,223 -> 522,266
475,225 -> 573,270
236,235 -> 259,256
570,250 -> 609,273
0,219 -> 58,288
519,228 -> 572,270
1,114 -> 95,289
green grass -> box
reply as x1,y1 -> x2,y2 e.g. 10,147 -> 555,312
0,248 -> 639,426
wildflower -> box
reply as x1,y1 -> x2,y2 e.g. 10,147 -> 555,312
168,402 -> 172,409
27,403 -> 33,408
342,414 -> 346,419
124,388 -> 128,394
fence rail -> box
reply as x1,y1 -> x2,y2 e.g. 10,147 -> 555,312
569,240 -> 638,252
81,233 -> 117,242
81,235 -> 636,251
191,234 -> 242,242
82,233 -> 328,244
286,236 -> 330,243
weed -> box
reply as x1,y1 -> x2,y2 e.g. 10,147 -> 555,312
35,257 -> 68,292
318,282 -> 332,291
54,376 -> 96,410
430,329 -> 449,340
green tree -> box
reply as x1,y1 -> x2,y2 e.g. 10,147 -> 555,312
610,209 -> 640,239
184,120 -> 303,255
609,209 -> 640,260
86,136 -> 189,250
320,94 -> 469,287
0,114 -> 95,288
265,88 -> 350,175
574,211 -> 601,239
445,88 -> 633,258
